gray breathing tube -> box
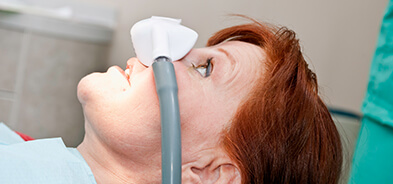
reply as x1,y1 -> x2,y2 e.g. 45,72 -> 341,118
130,16 -> 198,184
153,57 -> 181,184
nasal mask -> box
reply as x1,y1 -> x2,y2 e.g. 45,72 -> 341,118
130,16 -> 198,184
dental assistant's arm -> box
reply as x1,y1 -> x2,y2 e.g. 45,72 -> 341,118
349,0 -> 393,183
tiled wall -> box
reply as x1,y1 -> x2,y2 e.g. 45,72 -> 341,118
0,27 -> 22,124
0,28 -> 21,92
0,26 -> 108,146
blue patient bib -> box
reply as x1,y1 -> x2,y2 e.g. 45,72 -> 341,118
0,123 -> 97,184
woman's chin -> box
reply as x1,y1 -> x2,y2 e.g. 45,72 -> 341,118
77,73 -> 99,105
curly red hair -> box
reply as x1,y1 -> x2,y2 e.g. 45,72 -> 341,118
207,18 -> 342,184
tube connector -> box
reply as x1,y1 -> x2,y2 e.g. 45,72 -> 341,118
154,56 -> 172,63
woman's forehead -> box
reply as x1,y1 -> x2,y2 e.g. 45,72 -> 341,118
209,41 -> 264,61
213,41 -> 265,68
210,40 -> 260,50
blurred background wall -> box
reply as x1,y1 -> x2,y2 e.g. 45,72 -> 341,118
0,0 -> 114,146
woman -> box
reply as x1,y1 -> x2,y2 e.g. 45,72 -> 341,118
0,18 -> 342,183
78,17 -> 342,183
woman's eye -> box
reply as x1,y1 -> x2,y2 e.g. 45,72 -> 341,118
194,58 -> 213,77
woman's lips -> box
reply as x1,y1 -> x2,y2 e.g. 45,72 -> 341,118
125,69 -> 130,79
113,66 -> 130,85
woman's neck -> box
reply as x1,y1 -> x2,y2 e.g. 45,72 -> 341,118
77,131 -> 162,184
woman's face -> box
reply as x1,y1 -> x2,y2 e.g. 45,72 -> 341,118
77,41 -> 264,160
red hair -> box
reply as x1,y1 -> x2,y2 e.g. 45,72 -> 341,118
207,18 -> 342,183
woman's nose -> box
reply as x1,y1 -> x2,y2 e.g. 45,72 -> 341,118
127,57 -> 147,75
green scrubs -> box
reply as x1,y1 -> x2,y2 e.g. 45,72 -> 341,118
349,0 -> 393,183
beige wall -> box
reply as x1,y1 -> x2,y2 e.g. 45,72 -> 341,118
81,0 -> 388,113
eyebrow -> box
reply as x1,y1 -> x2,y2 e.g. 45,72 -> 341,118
217,47 -> 236,66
